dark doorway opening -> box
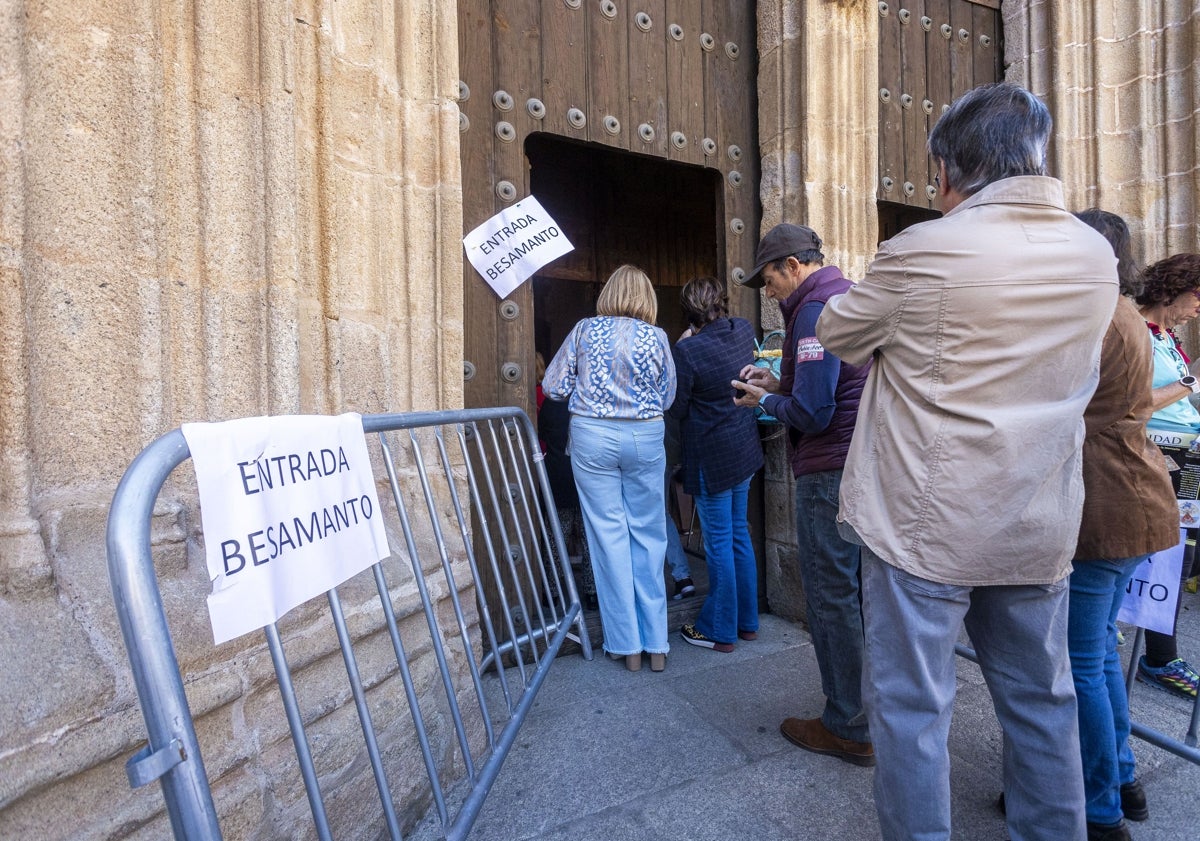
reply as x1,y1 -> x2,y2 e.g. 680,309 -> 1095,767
526,133 -> 752,634
878,200 -> 941,243
526,133 -> 725,360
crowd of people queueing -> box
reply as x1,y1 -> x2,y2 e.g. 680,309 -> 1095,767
535,82 -> 1200,841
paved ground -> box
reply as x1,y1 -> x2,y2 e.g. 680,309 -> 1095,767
419,591 -> 1200,841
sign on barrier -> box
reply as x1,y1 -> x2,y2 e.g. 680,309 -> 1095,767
1118,529 -> 1186,635
182,413 -> 389,644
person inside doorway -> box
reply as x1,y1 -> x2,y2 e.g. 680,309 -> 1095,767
537,352 -> 597,612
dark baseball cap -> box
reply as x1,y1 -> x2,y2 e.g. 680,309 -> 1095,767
742,223 -> 823,288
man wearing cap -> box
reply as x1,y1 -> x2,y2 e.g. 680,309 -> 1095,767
735,223 -> 873,766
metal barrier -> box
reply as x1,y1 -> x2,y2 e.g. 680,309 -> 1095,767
107,408 -> 593,840
1123,627 -> 1200,764
956,636 -> 1200,768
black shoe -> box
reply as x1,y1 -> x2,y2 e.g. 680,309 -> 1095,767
1120,780 -> 1148,822
672,577 -> 695,600
1087,819 -> 1130,841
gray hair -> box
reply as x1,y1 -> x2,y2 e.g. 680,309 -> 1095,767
928,82 -> 1052,197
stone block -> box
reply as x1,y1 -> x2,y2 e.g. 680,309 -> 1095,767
757,0 -> 782,50
206,765 -> 270,841
0,745 -> 163,841
766,541 -> 806,622
0,593 -> 118,800
330,0 -> 395,74
756,47 -> 782,148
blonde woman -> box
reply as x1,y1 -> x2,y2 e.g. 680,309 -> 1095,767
543,265 -> 677,671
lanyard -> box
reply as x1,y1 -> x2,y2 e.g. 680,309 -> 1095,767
1154,330 -> 1191,378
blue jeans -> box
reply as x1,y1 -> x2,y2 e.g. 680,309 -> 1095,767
1068,557 -> 1143,825
795,470 -> 868,742
664,464 -> 691,581
860,547 -> 1085,841
693,475 -> 757,644
570,416 -> 669,656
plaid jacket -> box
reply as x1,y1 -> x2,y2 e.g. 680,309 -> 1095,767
668,317 -> 764,494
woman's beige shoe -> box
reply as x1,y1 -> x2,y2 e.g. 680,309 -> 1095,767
625,653 -> 642,672
649,653 -> 666,672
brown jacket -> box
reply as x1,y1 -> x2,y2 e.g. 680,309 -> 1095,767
1074,296 -> 1179,561
817,176 -> 1118,586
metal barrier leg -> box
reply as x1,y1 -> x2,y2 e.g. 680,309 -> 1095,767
1124,625 -> 1200,762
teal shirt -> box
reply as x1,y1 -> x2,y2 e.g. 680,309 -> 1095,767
1148,328 -> 1200,432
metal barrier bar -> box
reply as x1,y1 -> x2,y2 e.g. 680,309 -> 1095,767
108,408 -> 592,840
1123,627 -> 1200,764
107,429 -> 222,840
957,633 -> 1200,768
265,621 -> 335,841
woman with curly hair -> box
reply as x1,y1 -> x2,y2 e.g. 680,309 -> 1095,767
1135,252 -> 1200,701
1139,253 -> 1200,434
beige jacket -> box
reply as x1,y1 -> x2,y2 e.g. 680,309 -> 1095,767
817,176 -> 1118,585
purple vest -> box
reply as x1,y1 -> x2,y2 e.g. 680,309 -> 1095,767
777,266 -> 870,476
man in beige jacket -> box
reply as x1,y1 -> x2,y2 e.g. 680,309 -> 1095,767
816,83 -> 1118,841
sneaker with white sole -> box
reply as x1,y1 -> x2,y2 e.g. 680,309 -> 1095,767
680,623 -> 734,653
672,577 -> 695,600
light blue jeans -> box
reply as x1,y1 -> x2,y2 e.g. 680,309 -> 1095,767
860,547 -> 1085,841
693,474 -> 757,644
797,470 -> 869,742
570,415 -> 669,656
1068,557 -> 1143,825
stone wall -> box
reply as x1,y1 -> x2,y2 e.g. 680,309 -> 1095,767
1006,2 -> 1200,266
0,2 -> 467,838
1006,2 -> 1200,354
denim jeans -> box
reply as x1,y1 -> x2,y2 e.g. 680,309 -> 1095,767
860,547 -> 1085,841
570,416 -> 669,656
795,469 -> 869,742
665,523 -> 690,580
1068,557 -> 1143,825
693,474 -> 757,644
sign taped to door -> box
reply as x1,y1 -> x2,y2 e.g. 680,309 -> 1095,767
463,195 -> 574,299
181,413 -> 390,644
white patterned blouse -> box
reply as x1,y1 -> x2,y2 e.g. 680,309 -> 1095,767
543,316 -> 676,419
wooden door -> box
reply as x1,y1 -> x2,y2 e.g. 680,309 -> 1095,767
877,0 -> 1003,215
458,1 -> 760,415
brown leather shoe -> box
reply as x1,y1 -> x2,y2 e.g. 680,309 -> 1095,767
780,717 -> 875,767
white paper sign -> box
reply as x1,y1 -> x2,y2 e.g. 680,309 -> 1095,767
181,414 -> 390,644
1117,530 -> 1186,635
463,195 -> 574,299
